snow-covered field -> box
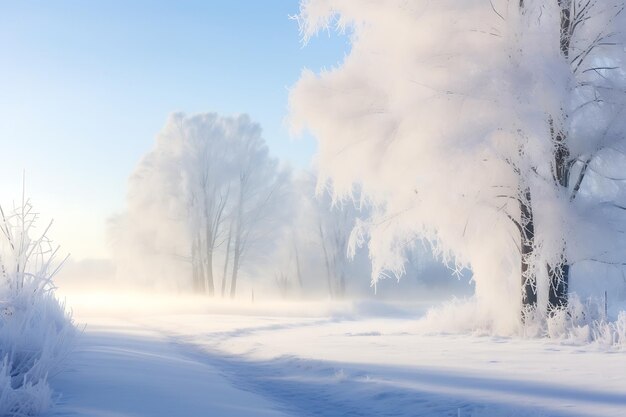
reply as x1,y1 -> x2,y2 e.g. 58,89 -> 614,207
43,293 -> 626,417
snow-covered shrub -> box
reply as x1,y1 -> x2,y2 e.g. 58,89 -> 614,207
421,295 -> 626,348
0,200 -> 76,416
544,296 -> 626,349
543,295 -> 596,340
522,294 -> 626,350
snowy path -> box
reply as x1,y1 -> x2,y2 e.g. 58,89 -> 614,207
44,319 -> 290,417
46,312 -> 626,417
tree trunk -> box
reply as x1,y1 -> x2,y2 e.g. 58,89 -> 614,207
517,0 -> 538,320
548,129 -> 570,311
204,216 -> 216,295
318,223 -> 334,298
205,248 -> 215,296
293,235 -> 304,290
546,1 -> 572,311
229,247 -> 240,299
191,237 -> 200,291
548,263 -> 569,310
221,224 -> 232,297
520,188 -> 537,312
192,235 -> 207,293
230,185 -> 244,299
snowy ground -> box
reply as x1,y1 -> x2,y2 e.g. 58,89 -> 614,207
44,318 -> 288,417
46,294 -> 626,417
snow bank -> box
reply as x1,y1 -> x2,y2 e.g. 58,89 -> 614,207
0,200 -> 76,416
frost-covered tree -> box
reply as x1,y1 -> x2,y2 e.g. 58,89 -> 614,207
226,132 -> 292,298
291,0 -> 626,331
515,0 -> 626,315
181,116 -> 236,295
269,171 -> 449,299
114,113 -> 290,295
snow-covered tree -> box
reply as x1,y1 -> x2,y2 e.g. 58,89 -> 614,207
114,113 -> 290,296
225,131 -> 292,298
269,171 -> 450,299
290,0 -> 626,331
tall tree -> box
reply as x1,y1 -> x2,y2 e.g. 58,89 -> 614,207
116,112 -> 290,294
517,0 -> 626,312
291,0 -> 626,329
228,139 -> 291,298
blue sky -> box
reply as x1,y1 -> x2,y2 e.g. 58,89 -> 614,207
0,1 -> 347,259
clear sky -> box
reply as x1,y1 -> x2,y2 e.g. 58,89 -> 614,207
0,1 -> 347,260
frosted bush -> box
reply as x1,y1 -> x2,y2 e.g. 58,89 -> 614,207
421,295 -> 625,348
589,318 -> 623,348
0,200 -> 76,416
543,295 -> 625,348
